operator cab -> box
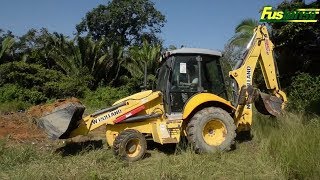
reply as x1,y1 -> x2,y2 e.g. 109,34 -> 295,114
156,48 -> 228,114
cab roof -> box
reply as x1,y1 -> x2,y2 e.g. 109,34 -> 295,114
168,48 -> 222,57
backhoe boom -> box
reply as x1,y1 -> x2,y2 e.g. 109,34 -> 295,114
229,25 -> 287,131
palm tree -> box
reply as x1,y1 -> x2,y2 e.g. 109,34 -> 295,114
49,36 -> 124,87
229,19 -> 259,47
0,36 -> 15,62
123,40 -> 161,82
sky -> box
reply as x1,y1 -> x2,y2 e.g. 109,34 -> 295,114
0,0 -> 315,50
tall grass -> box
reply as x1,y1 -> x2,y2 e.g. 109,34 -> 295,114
0,101 -> 31,113
0,142 -> 283,179
253,112 -> 320,179
0,112 -> 319,179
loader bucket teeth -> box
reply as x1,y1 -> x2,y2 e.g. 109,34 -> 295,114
254,92 -> 283,117
37,102 -> 85,139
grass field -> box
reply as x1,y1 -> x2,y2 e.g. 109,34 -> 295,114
0,112 -> 319,180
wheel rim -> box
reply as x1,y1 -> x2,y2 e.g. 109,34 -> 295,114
125,138 -> 141,158
202,119 -> 227,146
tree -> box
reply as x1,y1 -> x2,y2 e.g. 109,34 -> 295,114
225,18 -> 259,72
0,36 -> 15,63
220,44 -> 240,99
122,40 -> 161,89
223,18 -> 259,72
49,36 -> 124,88
0,29 -> 15,63
269,0 -> 320,88
167,45 -> 177,50
76,0 -> 166,46
17,28 -> 67,68
229,19 -> 259,47
0,30 -> 14,43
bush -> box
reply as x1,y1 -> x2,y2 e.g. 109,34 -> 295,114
0,61 -> 62,89
287,73 -> 320,114
0,84 -> 46,104
83,86 -> 130,110
119,76 -> 156,94
0,61 -> 92,103
43,75 -> 92,99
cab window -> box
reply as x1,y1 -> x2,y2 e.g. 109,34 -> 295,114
201,55 -> 227,99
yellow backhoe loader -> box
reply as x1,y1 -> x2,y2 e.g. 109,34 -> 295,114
38,25 -> 287,161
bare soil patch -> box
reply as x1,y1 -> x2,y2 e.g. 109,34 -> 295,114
0,112 -> 46,142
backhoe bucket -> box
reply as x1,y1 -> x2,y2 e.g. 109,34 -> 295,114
254,92 -> 283,117
37,102 -> 85,139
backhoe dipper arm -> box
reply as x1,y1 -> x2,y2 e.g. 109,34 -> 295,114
229,25 -> 287,131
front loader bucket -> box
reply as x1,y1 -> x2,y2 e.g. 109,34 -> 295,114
37,102 -> 85,139
254,92 -> 283,117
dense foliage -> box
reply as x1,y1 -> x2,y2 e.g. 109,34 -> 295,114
0,61 -> 91,103
83,86 -> 130,111
267,0 -> 320,114
270,0 -> 320,87
0,0 -> 164,111
287,73 -> 320,114
0,0 -> 319,116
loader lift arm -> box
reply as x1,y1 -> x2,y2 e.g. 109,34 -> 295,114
229,25 -> 287,131
39,90 -> 164,139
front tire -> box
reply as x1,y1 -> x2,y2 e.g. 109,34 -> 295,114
113,129 -> 147,162
187,107 -> 236,153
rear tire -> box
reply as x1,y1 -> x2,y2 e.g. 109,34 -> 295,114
186,107 -> 236,153
113,129 -> 147,162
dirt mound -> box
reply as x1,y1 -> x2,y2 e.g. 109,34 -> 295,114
0,112 -> 46,142
0,98 -> 85,143
27,97 -> 82,119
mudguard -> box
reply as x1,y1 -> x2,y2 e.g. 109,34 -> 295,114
182,93 -> 235,119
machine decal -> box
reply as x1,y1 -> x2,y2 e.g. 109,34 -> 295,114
246,66 -> 252,109
92,109 -> 122,125
265,37 -> 270,55
159,124 -> 170,138
114,105 -> 145,123
260,6 -> 320,23
180,63 -> 187,73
